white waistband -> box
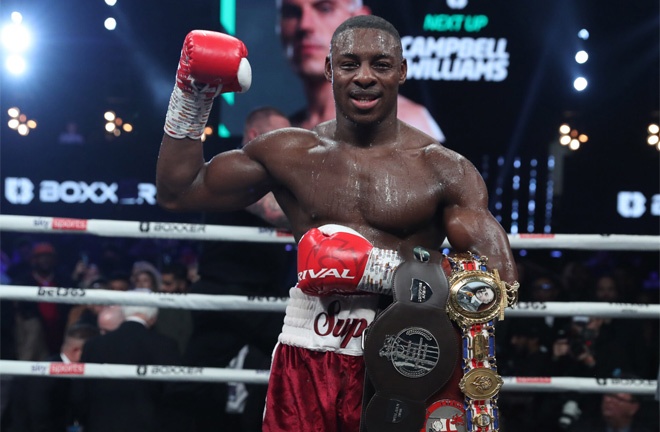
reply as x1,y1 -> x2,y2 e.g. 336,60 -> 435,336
278,287 -> 380,356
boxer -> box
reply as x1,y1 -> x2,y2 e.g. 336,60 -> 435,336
156,15 -> 518,432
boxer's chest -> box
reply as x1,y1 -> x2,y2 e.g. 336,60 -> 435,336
289,148 -> 442,228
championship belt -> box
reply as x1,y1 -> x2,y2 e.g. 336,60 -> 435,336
443,252 -> 519,432
362,247 -> 459,432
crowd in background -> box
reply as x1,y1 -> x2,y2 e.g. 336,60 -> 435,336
0,232 -> 658,431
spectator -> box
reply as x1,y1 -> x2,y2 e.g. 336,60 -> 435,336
6,324 -> 99,432
96,305 -> 125,334
153,262 -> 193,354
72,299 -> 185,432
498,319 -> 555,432
131,260 -> 161,291
12,242 -> 72,359
106,271 -> 131,291
571,386 -> 655,432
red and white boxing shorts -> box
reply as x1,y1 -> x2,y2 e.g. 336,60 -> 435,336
262,288 -> 379,432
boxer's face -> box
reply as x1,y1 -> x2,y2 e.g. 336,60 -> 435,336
278,0 -> 367,79
327,28 -> 406,125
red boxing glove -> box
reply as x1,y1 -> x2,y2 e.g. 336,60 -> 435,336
165,30 -> 252,139
297,224 -> 402,296
176,30 -> 251,95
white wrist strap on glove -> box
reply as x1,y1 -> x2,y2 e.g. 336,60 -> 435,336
358,248 -> 402,295
164,83 -> 221,140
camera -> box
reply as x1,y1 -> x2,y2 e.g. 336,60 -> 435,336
558,399 -> 581,430
565,316 -> 596,358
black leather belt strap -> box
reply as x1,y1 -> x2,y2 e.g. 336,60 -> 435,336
361,247 -> 458,432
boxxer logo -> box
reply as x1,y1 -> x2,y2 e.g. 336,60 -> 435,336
3,177 -> 157,206
5,177 -> 34,204
617,191 -> 660,218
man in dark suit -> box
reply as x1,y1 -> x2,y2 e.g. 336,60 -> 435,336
6,323 -> 99,432
72,299 -> 186,432
570,391 -> 655,432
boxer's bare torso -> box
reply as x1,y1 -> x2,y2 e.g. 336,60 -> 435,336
156,25 -> 517,282
245,121 -> 454,247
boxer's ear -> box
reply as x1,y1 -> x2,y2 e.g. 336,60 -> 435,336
325,55 -> 332,83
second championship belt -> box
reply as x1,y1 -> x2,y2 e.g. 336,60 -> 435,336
442,252 -> 519,432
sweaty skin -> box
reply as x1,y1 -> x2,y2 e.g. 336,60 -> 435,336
156,27 -> 517,283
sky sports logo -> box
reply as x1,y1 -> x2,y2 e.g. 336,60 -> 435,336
3,177 -> 156,206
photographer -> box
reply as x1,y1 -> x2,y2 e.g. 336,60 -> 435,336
551,316 -> 598,376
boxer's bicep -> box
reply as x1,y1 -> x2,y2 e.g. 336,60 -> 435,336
157,134 -> 272,212
201,148 -> 274,210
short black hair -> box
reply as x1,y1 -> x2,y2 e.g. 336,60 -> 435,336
331,15 -> 402,55
66,323 -> 100,341
245,106 -> 287,129
161,262 -> 189,281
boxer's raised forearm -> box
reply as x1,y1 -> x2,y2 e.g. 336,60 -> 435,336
156,135 -> 208,210
157,30 -> 252,211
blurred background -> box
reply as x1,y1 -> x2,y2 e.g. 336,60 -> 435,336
1,0 -> 658,235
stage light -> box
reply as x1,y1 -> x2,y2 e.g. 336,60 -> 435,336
104,18 -> 117,31
6,107 -> 36,136
201,125 -> 215,142
575,50 -> 588,64
104,111 -> 133,138
105,0 -> 118,6
573,77 -> 588,91
647,123 -> 660,150
5,54 -> 26,75
578,29 -> 589,40
2,12 -> 32,77
1,17 -> 30,52
559,124 -> 587,151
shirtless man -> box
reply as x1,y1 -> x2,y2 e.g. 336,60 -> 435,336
157,15 -> 516,432
277,0 -> 447,141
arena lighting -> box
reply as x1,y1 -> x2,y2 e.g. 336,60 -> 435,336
578,29 -> 589,40
103,110 -> 132,138
647,123 -> 660,150
104,18 -> 117,31
105,0 -> 118,6
7,107 -> 37,136
201,126 -> 214,142
573,77 -> 588,91
2,12 -> 32,76
575,50 -> 588,64
558,124 -> 587,152
1,13 -> 30,52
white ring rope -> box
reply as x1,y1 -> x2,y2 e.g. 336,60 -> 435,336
0,285 -> 289,312
0,360 -> 656,395
1,214 -> 659,250
1,214 -> 658,399
1,285 -> 659,318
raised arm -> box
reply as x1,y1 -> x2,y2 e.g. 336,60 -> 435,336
442,156 -> 518,284
157,30 -> 270,213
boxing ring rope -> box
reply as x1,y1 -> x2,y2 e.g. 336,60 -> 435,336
1,213 -> 658,396
1,285 -> 659,318
1,214 -> 659,250
0,360 -> 657,395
